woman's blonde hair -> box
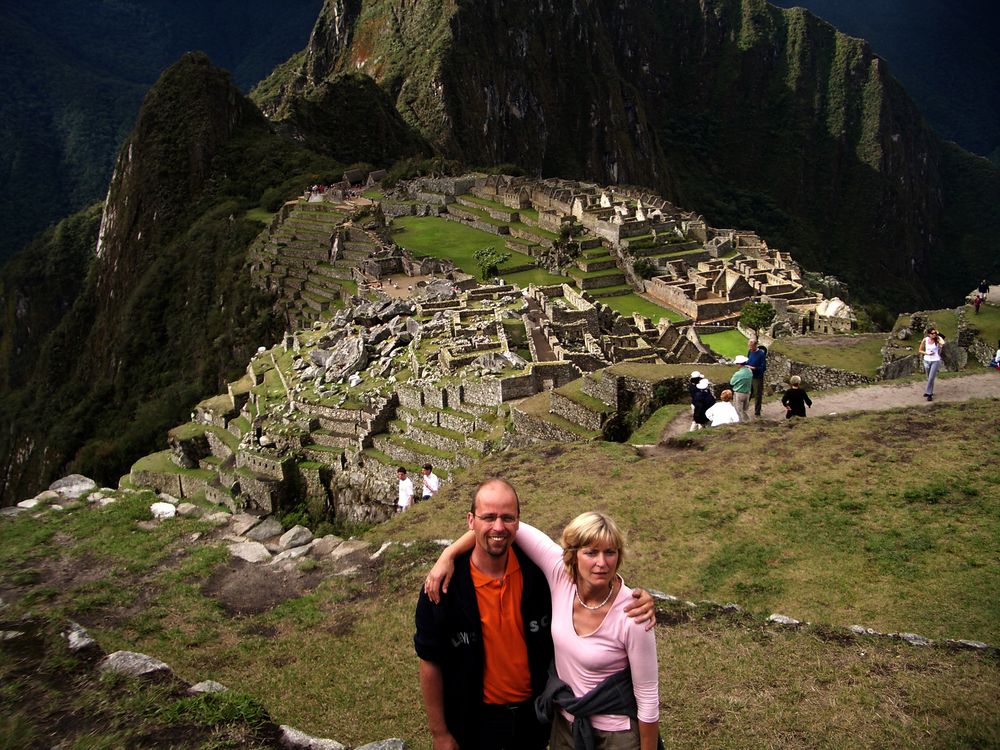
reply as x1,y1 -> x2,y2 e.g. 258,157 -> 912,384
560,512 -> 626,582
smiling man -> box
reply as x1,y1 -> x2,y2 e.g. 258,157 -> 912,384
414,478 -> 653,750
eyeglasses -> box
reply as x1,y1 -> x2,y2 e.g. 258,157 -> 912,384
473,513 -> 518,525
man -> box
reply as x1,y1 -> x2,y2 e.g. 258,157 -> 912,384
414,479 -> 653,750
421,463 -> 441,501
729,355 -> 753,422
397,467 -> 414,511
746,339 -> 767,418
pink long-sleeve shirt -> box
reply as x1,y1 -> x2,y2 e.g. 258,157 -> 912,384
516,522 -> 660,731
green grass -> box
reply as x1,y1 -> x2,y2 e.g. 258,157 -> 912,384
503,267 -> 568,286
392,216 -> 534,275
602,294 -> 685,322
628,402 -> 690,444
965,302 -> 1000,350
769,334 -> 886,377
894,309 -> 961,341
243,207 -> 276,224
3,403 -> 999,749
701,329 -> 749,359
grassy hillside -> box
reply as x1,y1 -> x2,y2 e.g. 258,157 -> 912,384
2,400 -> 997,747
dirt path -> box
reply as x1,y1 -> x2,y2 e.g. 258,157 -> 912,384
659,371 -> 1000,440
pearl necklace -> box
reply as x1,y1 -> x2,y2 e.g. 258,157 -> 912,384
575,581 -> 615,610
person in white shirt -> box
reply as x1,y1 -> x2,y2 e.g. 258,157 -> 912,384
421,463 -> 441,500
397,467 -> 414,511
705,389 -> 740,427
918,326 -> 945,401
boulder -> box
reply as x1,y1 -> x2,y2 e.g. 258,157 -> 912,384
189,680 -> 228,694
279,725 -> 346,750
176,503 -> 200,517
228,541 -> 272,563
48,474 -> 97,499
230,513 -> 264,536
271,545 -> 313,564
330,540 -> 370,561
150,502 -> 177,519
279,525 -> 313,551
98,651 -> 171,678
245,517 -> 284,541
309,535 -> 344,558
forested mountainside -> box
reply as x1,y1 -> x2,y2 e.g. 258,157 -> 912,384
0,0 -> 322,264
0,53 -> 424,505
256,0 -> 1000,311
770,0 -> 999,164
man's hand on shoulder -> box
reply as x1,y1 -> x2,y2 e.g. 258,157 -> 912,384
624,587 -> 657,631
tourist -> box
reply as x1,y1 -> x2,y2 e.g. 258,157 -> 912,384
706,389 -> 740,426
687,370 -> 703,430
729,355 -> 753,422
421,463 -> 441,501
424,481 -> 660,750
972,293 -> 983,314
746,339 -> 767,417
979,279 -> 990,297
781,375 -> 812,418
690,378 -> 715,431
416,479 -> 654,750
918,326 -> 945,401
989,339 -> 1000,369
397,467 -> 414,511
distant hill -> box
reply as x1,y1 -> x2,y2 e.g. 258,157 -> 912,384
770,0 -> 999,163
0,0 -> 322,264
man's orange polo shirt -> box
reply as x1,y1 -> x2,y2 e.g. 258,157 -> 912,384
470,551 -> 532,704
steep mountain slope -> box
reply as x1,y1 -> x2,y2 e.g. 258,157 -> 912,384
0,47 -> 430,505
770,0 -> 999,162
0,0 -> 322,264
255,0 -> 999,310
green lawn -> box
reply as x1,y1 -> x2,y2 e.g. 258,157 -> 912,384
244,207 -> 276,224
966,302 -> 1000,350
701,329 -> 748,359
602,294 -> 685,323
392,216 -> 534,275
770,334 -> 887,377
503,267 -> 568,286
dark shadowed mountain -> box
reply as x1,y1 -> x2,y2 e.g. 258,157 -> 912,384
770,0 -> 1000,163
0,0 -> 323,264
256,0 -> 999,310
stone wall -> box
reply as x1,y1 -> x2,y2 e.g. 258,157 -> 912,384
549,391 -> 605,431
510,408 -> 584,443
767,352 -> 875,391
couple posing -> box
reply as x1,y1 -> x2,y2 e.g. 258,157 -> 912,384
415,478 -> 661,750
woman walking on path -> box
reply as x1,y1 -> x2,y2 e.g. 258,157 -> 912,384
781,375 -> 812,418
918,326 -> 945,401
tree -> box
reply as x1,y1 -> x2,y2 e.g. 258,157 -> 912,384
740,301 -> 776,336
473,246 -> 511,281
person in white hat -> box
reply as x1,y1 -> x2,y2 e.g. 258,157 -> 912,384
690,377 -> 716,430
688,370 -> 704,423
729,355 -> 753,422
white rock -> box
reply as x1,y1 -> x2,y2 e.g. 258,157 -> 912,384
16,498 -> 41,509
34,490 -> 61,504
49,474 -> 97,499
279,525 -> 313,551
271,545 -> 313,564
64,622 -> 97,653
1,630 -> 25,641
330,540 -> 369,561
767,614 -> 801,626
230,513 -> 263,536
95,497 -> 117,508
99,651 -> 171,677
369,541 -> 394,560
356,741 -> 407,750
309,535 -> 344,558
278,725 -> 346,750
150,502 -> 177,519
228,541 -> 272,563
189,680 -> 228,694
204,512 -> 231,525
50,504 -> 64,512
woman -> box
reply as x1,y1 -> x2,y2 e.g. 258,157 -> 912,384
918,326 -> 945,401
690,378 -> 715,431
780,375 -> 812,418
705,389 -> 740,426
429,512 -> 659,750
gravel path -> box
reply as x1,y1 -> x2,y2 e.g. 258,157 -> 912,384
660,371 -> 1000,440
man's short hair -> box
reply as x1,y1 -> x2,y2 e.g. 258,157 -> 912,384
423,463 -> 433,471
469,477 -> 520,516
397,467 -> 407,475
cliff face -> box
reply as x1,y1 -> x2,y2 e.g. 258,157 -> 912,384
258,0 -> 998,308
0,55 -> 298,503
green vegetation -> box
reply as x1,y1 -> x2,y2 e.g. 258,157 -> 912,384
2,403 -> 998,748
628,402 -> 690,444
701,329 -> 748,359
739,301 -> 776,336
473,246 -> 511,281
601,295 -> 685,323
770,334 -> 887,377
391,216 -> 533,276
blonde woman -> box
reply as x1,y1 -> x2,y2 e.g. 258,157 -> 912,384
427,507 -> 660,750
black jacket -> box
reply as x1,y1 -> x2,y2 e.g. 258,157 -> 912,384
414,545 -> 554,749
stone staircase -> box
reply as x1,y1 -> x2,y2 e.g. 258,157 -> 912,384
568,246 -> 631,298
250,201 -> 378,329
